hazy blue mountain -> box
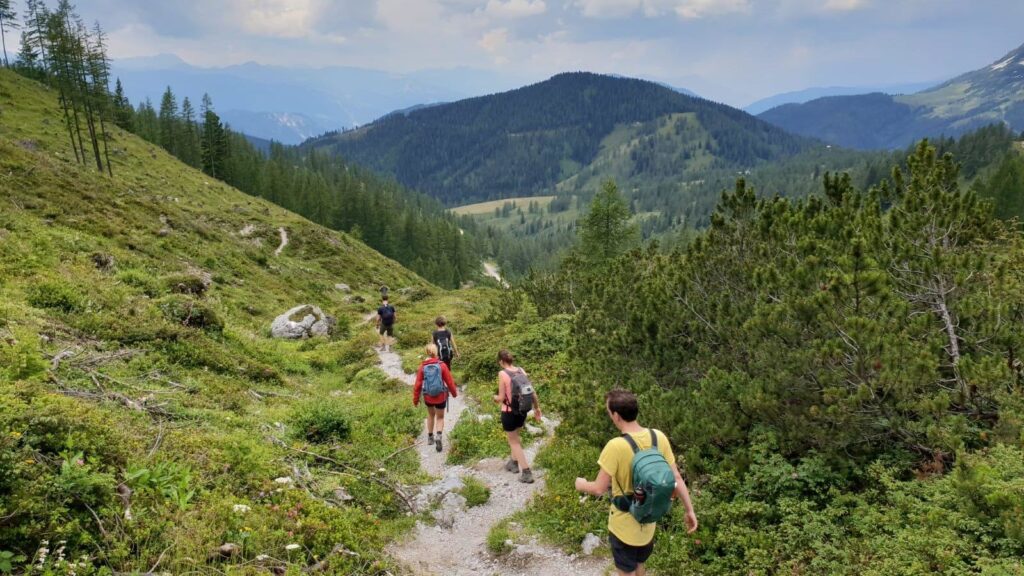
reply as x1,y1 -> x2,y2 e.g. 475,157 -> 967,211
744,81 -> 937,115
220,110 -> 336,145
758,43 -> 1024,149
110,56 -> 524,144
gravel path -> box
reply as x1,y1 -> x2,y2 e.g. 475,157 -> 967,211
274,226 -> 289,256
373,346 -> 607,576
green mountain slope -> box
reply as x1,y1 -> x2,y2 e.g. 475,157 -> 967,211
0,68 -> 431,572
760,42 -> 1024,149
306,72 -> 817,206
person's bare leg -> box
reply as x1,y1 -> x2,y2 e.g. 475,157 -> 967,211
426,406 -> 436,435
636,564 -> 646,576
435,411 -> 446,435
506,430 -> 528,469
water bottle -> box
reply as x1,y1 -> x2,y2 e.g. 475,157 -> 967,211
633,486 -> 646,505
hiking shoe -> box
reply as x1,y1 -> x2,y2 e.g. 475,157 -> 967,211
435,436 -> 443,452
504,458 -> 519,473
519,469 -> 534,484
427,434 -> 434,446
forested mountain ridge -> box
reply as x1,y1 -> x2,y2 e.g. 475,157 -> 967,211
305,72 -> 818,206
760,42 -> 1024,149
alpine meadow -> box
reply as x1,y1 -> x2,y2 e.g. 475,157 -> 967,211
1,1 -> 1024,576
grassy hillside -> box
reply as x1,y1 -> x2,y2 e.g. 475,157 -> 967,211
0,68 -> 436,574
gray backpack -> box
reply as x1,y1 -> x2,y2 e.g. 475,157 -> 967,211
504,369 -> 535,416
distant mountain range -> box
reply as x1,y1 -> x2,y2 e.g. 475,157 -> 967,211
305,72 -> 818,207
110,55 -> 524,144
743,81 -> 937,115
758,43 -> 1024,149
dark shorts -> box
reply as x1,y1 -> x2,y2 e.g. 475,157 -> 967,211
609,532 -> 654,573
425,399 -> 447,410
501,411 -> 527,432
441,357 -> 452,370
378,323 -> 394,336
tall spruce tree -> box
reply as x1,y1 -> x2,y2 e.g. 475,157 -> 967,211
179,96 -> 201,168
158,86 -> 178,154
23,0 -> 48,74
111,77 -> 133,130
200,93 -> 227,178
579,179 -> 638,264
0,0 -> 18,68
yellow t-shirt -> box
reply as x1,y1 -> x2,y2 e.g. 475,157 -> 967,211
597,428 -> 675,546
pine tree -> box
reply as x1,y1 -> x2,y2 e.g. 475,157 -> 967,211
179,96 -> 201,168
200,93 -> 227,178
14,29 -> 43,79
111,77 -> 133,130
158,86 -> 178,154
579,179 -> 638,264
0,0 -> 19,68
23,0 -> 48,74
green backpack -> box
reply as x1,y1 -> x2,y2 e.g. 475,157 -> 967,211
612,429 -> 676,524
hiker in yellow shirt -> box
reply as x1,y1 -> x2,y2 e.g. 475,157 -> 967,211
575,389 -> 698,576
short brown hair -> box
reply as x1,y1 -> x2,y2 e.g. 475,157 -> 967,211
497,349 -> 515,365
606,389 -> 638,422
435,316 -> 447,327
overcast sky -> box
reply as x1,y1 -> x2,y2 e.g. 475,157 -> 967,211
49,0 -> 1024,106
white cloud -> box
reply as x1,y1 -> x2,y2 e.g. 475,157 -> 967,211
479,27 -> 510,52
822,0 -> 869,11
573,0 -> 750,19
485,0 -> 548,18
674,0 -> 751,19
237,0 -> 318,38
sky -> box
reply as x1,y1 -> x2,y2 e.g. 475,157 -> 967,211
34,0 -> 1024,106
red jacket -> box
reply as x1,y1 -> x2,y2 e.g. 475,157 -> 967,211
414,358 -> 457,406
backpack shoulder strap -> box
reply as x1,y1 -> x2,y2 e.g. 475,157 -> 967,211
649,428 -> 658,449
621,433 -> 641,454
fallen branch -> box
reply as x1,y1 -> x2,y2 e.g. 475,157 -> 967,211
283,444 -> 417,514
304,543 -> 359,573
50,348 -> 77,370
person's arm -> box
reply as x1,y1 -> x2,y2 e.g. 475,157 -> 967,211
575,469 -> 611,497
450,334 -> 461,358
412,366 -> 423,406
671,462 -> 699,534
441,363 -> 457,398
531,388 -> 542,421
493,372 -> 508,405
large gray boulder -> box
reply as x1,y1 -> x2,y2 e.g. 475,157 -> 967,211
270,305 -> 336,339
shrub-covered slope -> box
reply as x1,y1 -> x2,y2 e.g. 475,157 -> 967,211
0,68 -> 434,574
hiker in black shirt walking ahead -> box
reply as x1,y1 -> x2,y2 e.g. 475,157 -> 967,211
432,316 -> 460,370
376,297 -> 397,352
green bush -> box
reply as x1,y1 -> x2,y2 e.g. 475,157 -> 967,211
157,294 -> 223,331
289,400 -> 352,443
26,280 -> 85,313
0,328 -> 47,382
116,268 -> 162,297
486,519 -> 515,556
458,475 -> 491,507
163,273 -> 210,297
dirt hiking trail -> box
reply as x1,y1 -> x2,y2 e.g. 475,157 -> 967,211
372,345 -> 607,576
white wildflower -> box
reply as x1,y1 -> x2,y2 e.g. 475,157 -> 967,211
232,504 -> 251,514
274,476 -> 293,485
256,554 -> 270,561
285,543 -> 301,551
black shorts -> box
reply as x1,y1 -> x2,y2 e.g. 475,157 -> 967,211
609,532 -> 654,573
441,357 -> 452,370
501,411 -> 527,432
378,324 -> 394,336
425,399 -> 447,410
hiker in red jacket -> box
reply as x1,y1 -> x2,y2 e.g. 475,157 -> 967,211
413,343 -> 458,452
